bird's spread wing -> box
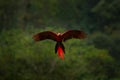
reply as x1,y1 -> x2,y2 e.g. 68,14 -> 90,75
61,30 -> 86,41
33,31 -> 58,41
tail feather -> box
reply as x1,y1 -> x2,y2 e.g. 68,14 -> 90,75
55,42 -> 65,60
58,46 -> 64,60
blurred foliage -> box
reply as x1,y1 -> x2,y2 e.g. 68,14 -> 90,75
0,0 -> 120,80
0,28 -> 120,80
0,0 -> 120,31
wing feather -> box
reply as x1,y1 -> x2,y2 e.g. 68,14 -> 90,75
33,31 -> 58,41
62,30 -> 86,41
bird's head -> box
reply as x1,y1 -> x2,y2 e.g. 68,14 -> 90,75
57,33 -> 62,36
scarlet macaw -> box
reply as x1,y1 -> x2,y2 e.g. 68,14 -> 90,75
33,30 -> 86,60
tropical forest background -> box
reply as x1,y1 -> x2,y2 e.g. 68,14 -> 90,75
0,0 -> 120,80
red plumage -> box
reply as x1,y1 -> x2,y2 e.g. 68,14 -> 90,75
57,46 -> 64,60
33,30 -> 86,60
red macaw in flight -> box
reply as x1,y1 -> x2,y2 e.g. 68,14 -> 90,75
33,30 -> 86,60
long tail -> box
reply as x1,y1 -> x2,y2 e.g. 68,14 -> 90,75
55,42 -> 65,60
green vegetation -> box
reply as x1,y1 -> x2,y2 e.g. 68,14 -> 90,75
0,0 -> 120,80
0,28 -> 119,80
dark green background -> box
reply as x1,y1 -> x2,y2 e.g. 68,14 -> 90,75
0,0 -> 120,80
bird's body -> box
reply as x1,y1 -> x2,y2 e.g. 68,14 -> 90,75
33,30 -> 86,60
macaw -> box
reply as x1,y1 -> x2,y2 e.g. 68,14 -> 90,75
33,30 -> 86,60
